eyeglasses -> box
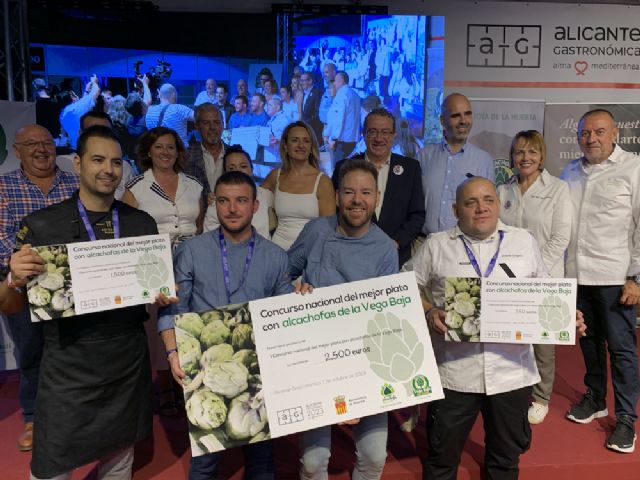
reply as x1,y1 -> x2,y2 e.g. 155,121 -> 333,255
15,140 -> 56,150
365,129 -> 394,138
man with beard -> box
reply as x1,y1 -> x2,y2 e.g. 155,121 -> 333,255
184,104 -> 229,205
194,78 -> 217,106
158,170 -> 292,480
288,158 -> 398,480
418,93 -> 494,239
248,93 -> 269,127
229,95 -> 252,129
0,124 -> 79,451
332,108 -> 425,267
7,126 -> 162,479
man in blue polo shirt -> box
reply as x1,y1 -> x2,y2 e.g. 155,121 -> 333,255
159,170 -> 291,480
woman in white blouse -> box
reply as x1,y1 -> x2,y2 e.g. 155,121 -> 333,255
497,129 -> 572,425
122,126 -> 204,416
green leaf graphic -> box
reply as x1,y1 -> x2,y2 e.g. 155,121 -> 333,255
364,312 -> 424,394
135,252 -> 170,289
538,295 -> 572,332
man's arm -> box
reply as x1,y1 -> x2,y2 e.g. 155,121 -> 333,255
391,160 -> 426,249
274,250 -> 295,296
288,224 -> 310,280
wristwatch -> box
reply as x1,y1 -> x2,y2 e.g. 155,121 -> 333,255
627,275 -> 640,286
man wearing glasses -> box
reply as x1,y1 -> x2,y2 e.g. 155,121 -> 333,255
0,124 -> 79,451
417,93 -> 495,241
332,107 -> 425,266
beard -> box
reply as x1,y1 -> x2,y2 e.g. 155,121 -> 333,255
219,215 -> 253,236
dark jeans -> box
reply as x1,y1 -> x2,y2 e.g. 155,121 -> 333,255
7,307 -> 43,423
189,441 -> 274,480
424,387 -> 532,480
577,284 -> 640,420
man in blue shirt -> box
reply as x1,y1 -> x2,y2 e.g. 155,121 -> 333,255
418,93 -> 494,237
324,71 -> 361,166
289,158 -> 398,480
228,95 -> 252,129
159,170 -> 292,480
248,93 -> 269,127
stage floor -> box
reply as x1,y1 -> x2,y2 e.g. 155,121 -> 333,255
1,341 -> 639,479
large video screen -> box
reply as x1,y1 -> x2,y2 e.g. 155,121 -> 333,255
291,14 -> 427,137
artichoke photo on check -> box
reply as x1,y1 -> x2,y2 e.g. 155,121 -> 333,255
231,324 -> 254,350
135,252 -> 170,290
200,344 -> 234,367
28,285 -> 51,307
200,320 -> 231,349
364,312 -> 425,395
176,327 -> 203,377
176,312 -> 205,338
186,389 -> 228,430
225,392 -> 268,441
444,277 -> 482,341
51,289 -> 74,311
203,361 -> 249,398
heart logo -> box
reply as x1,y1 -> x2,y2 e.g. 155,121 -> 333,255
574,61 -> 589,76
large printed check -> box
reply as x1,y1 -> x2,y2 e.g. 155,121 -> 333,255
175,271 -> 443,456
26,234 -> 175,321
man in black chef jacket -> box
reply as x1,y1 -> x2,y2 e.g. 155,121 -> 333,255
7,125 -> 165,480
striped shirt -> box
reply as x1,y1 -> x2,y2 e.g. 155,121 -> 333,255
0,167 -> 79,269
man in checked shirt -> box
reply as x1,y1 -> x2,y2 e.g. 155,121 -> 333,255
0,124 -> 79,451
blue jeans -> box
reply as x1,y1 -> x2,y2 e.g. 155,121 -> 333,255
577,284 -> 640,420
7,307 -> 43,423
300,413 -> 388,480
189,441 -> 274,480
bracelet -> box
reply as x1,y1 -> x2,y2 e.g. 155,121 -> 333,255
6,272 -> 23,292
165,348 -> 178,359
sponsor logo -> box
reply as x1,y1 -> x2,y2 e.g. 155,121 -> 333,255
515,330 -> 523,341
114,295 -> 122,305
142,289 -> 150,299
467,24 -> 542,68
558,330 -> 570,341
159,286 -> 170,296
334,396 -> 347,415
380,383 -> 397,402
412,375 -> 432,396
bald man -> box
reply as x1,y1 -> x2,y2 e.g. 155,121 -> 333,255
145,83 -> 194,146
0,124 -> 79,450
409,176 -> 546,479
417,93 -> 495,240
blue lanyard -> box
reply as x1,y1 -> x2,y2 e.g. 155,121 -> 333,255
219,228 -> 255,304
459,230 -> 504,278
77,197 -> 120,241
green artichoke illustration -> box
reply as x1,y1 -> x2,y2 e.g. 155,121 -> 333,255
135,252 -> 170,289
363,312 -> 424,395
538,295 -> 572,332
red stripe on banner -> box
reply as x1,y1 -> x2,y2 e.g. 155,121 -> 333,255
445,80 -> 640,89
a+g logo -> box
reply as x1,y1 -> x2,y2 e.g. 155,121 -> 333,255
467,24 -> 542,68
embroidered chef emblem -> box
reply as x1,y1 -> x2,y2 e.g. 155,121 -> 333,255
393,165 -> 404,175
505,200 -> 512,209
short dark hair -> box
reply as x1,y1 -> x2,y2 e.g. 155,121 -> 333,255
252,93 -> 266,105
136,127 -> 186,173
217,83 -> 228,93
77,125 -> 121,158
337,158 -> 378,190
336,71 -> 349,84
195,103 -> 222,124
364,107 -> 396,133
80,110 -> 112,131
215,170 -> 257,200
235,95 -> 248,106
223,145 -> 253,171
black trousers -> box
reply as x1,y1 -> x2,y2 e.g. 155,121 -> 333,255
424,387 -> 532,480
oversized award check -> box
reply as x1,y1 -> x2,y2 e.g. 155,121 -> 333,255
175,271 -> 443,456
26,234 -> 175,321
444,277 -> 577,344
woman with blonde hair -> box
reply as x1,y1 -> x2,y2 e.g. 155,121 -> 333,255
497,129 -> 572,424
262,121 -> 335,250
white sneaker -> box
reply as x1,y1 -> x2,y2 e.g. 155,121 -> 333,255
528,402 -> 549,424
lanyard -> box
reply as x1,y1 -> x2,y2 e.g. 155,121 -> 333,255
459,230 -> 504,278
219,228 -> 255,304
77,197 -> 120,241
